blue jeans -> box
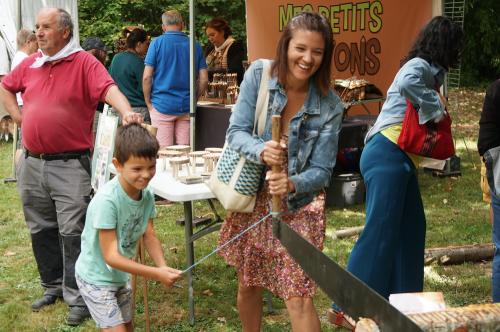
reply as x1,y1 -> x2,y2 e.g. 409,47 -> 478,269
491,191 -> 500,302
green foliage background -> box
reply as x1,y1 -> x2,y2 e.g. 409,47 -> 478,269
77,0 -> 246,53
462,0 -> 500,86
78,0 -> 499,87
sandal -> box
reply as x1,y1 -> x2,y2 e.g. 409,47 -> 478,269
327,308 -> 356,331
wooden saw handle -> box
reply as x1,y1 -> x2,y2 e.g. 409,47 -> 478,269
271,115 -> 282,214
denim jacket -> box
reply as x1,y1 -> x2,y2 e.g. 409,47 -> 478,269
226,60 -> 344,210
365,57 -> 446,142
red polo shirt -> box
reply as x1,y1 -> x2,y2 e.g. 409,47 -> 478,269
1,51 -> 115,153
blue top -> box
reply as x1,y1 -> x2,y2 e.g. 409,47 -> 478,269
144,31 -> 207,115
75,176 -> 156,286
227,60 -> 344,210
365,57 -> 446,142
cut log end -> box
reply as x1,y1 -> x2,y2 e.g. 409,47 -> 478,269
408,303 -> 500,331
355,318 -> 380,332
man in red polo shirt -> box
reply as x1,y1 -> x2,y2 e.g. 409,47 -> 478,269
0,8 -> 142,326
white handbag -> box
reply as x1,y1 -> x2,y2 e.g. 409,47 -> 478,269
207,59 -> 271,212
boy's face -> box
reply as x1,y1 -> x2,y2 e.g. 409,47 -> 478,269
113,155 -> 156,196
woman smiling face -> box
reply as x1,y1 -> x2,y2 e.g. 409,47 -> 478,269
286,29 -> 325,88
206,27 -> 225,48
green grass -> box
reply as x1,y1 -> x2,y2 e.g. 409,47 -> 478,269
0,120 -> 492,330
0,143 -> 491,331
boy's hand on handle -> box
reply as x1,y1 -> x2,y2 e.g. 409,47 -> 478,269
261,140 -> 286,166
156,266 -> 183,288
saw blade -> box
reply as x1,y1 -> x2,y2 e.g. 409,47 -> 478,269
272,220 -> 423,332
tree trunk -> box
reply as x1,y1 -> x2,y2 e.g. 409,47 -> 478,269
354,304 -> 500,332
408,303 -> 500,331
424,243 -> 494,265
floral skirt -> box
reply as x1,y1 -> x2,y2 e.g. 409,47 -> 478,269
218,182 -> 326,300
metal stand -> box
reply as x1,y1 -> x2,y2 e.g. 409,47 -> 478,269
424,155 -> 462,177
176,198 -> 223,228
183,201 -> 195,325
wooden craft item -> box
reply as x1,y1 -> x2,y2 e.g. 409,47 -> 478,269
205,73 -> 240,104
166,145 -> 191,155
334,77 -> 383,103
169,156 -> 190,179
203,152 -> 220,173
189,151 -> 209,173
189,150 -> 210,157
205,147 -> 223,153
159,150 -> 183,158
157,150 -> 182,171
178,175 -> 203,185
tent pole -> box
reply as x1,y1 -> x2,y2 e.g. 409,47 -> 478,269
189,0 -> 196,151
188,2 -> 196,326
18,0 -> 22,29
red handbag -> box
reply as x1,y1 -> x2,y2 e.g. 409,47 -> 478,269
397,99 -> 455,160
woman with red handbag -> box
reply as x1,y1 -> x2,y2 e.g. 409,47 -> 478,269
334,16 -> 464,320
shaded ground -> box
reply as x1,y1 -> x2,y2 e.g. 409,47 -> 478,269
449,87 -> 485,140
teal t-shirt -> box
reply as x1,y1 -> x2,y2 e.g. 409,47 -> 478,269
109,51 -> 146,107
75,176 -> 156,286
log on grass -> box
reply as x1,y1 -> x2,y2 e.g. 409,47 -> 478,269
333,226 -> 364,239
354,304 -> 500,332
407,303 -> 500,331
424,243 -> 494,265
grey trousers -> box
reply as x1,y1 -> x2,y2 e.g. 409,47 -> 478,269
16,154 -> 92,307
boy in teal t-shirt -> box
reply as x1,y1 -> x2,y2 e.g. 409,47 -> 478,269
75,123 -> 181,330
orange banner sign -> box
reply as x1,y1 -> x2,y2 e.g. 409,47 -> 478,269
245,0 -> 437,96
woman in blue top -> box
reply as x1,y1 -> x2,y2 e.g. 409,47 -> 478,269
218,12 -> 343,332
344,16 -> 464,309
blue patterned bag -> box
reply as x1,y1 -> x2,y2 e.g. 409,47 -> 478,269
207,60 -> 271,212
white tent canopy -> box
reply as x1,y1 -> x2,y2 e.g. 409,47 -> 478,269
0,0 -> 79,58
0,0 -> 78,119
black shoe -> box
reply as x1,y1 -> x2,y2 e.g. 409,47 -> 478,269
66,306 -> 91,326
31,294 -> 60,311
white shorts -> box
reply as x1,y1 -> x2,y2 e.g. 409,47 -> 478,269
76,274 -> 132,328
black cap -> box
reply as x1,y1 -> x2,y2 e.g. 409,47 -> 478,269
82,37 -> 108,52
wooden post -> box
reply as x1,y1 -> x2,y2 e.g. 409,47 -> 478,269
132,237 -> 151,332
139,237 -> 151,332
131,267 -> 137,330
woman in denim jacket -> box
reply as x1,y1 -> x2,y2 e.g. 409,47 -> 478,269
345,16 -> 463,306
218,12 -> 343,332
